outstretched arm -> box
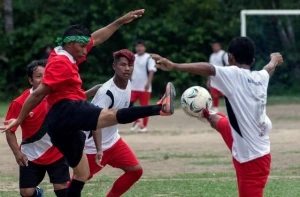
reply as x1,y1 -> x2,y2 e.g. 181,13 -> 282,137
92,9 -> 144,46
85,84 -> 103,98
151,54 -> 216,76
263,53 -> 283,77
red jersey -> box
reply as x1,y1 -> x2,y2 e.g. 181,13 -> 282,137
5,89 -> 63,165
42,38 -> 94,107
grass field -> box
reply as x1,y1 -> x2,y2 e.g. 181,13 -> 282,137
0,98 -> 299,197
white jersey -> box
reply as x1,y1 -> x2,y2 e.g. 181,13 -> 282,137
209,50 -> 228,67
210,65 -> 272,163
131,53 -> 156,92
84,78 -> 131,153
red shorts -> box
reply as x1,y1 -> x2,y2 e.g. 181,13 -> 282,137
217,116 -> 271,197
87,138 -> 139,180
210,87 -> 223,97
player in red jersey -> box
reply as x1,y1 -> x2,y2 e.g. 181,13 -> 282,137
2,10 -> 175,197
4,60 -> 69,197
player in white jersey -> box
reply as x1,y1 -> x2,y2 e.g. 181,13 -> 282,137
152,37 -> 283,197
84,49 -> 143,196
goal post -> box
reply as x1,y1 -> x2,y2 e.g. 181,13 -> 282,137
241,9 -> 300,36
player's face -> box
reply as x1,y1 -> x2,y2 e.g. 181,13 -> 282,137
68,42 -> 88,61
135,44 -> 146,55
212,43 -> 221,52
114,57 -> 134,81
29,66 -> 45,90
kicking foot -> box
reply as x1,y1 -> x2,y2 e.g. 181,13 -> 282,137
157,82 -> 176,116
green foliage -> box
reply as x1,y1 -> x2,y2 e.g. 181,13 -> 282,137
0,0 -> 300,100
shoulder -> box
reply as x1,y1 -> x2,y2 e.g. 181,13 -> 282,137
14,89 -> 31,104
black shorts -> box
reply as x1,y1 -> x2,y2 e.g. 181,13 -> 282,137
19,157 -> 70,188
46,100 -> 102,168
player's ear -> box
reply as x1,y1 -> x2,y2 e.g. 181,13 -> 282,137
112,63 -> 116,71
251,58 -> 255,66
28,77 -> 33,85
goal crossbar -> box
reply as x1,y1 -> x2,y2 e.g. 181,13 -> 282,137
241,9 -> 300,36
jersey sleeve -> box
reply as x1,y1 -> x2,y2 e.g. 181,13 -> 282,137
210,65 -> 239,97
78,37 -> 94,65
148,57 -> 157,72
42,60 -> 72,91
5,101 -> 22,132
91,87 -> 112,109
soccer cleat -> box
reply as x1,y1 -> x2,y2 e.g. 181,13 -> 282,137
138,127 -> 148,133
130,121 -> 141,131
157,82 -> 176,116
36,186 -> 44,197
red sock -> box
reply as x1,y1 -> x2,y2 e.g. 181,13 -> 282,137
212,96 -> 219,108
106,169 -> 143,197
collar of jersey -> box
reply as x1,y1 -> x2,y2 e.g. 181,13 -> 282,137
54,46 -> 76,63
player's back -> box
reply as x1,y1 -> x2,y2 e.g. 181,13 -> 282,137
211,66 -> 272,163
85,78 -> 131,153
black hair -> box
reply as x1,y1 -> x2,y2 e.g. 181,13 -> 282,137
135,39 -> 146,47
228,37 -> 255,65
211,40 -> 220,45
27,59 -> 47,79
62,24 -> 91,46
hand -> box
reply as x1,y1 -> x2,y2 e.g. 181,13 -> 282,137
144,82 -> 150,91
0,119 -> 20,133
95,150 -> 104,168
151,54 -> 175,71
118,9 -> 145,24
14,151 -> 28,166
270,53 -> 283,66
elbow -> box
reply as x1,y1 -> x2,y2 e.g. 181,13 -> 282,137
209,65 -> 216,76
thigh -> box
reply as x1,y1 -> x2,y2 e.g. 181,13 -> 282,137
48,100 -> 103,132
234,155 -> 271,197
107,138 -> 139,168
19,161 -> 46,188
139,92 -> 151,106
50,130 -> 86,168
86,153 -> 107,180
130,91 -> 138,103
46,157 -> 70,184
216,117 -> 233,151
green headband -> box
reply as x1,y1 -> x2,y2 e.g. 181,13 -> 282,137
56,36 -> 90,46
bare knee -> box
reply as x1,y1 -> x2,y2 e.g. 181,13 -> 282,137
20,188 -> 36,197
97,109 -> 118,129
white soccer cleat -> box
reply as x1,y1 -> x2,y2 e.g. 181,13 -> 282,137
138,127 -> 148,133
130,121 -> 141,131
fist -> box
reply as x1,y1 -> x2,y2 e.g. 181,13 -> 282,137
270,53 -> 283,66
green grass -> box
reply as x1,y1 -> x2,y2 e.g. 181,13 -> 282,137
1,172 -> 300,197
191,160 -> 232,166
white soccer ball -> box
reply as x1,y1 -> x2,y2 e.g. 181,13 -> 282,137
181,86 -> 212,117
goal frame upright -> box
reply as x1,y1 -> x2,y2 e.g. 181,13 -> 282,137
240,9 -> 300,37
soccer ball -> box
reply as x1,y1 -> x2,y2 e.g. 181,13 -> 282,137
181,86 -> 212,117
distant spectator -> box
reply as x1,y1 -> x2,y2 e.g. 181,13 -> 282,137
40,45 -> 53,59
130,40 -> 156,133
206,41 -> 228,112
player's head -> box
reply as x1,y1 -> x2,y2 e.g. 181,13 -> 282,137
135,39 -> 146,55
227,37 -> 255,67
211,41 -> 222,53
58,24 -> 91,61
113,49 -> 135,81
27,59 -> 47,90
